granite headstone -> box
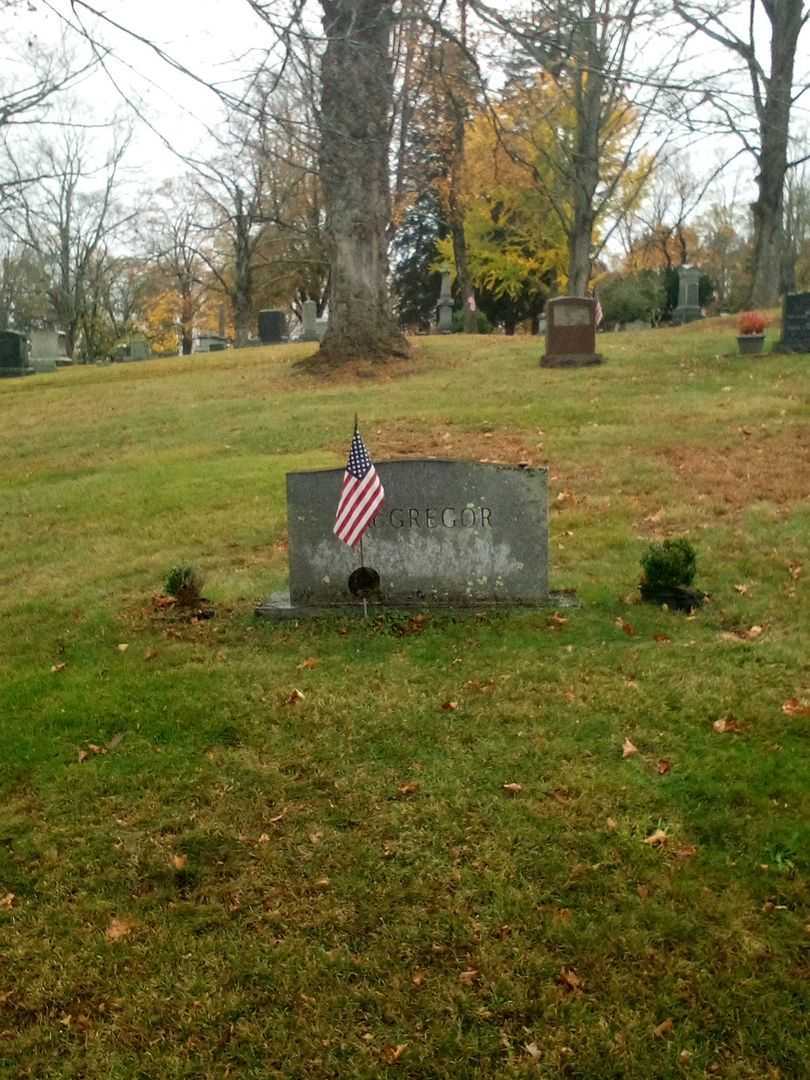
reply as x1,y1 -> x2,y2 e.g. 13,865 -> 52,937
437,271 -> 454,333
541,297 -> 603,367
259,309 -> 287,344
672,266 -> 703,324
777,292 -> 810,353
257,459 -> 551,616
0,330 -> 33,378
302,300 -> 319,342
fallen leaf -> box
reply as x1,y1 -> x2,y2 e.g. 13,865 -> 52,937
643,828 -> 668,847
459,969 -> 479,985
441,700 -> 459,711
143,648 -> 158,661
734,584 -> 750,596
286,688 -> 305,705
653,633 -> 672,644
606,816 -> 618,831
411,971 -> 425,988
637,884 -> 650,899
397,781 -> 420,797
656,759 -> 672,775
558,967 -> 582,992
644,508 -> 664,524
502,782 -> 523,795
309,831 -> 322,846
673,844 -> 698,859
547,611 -> 568,629
269,809 -> 286,824
257,833 -> 270,845
787,560 -> 802,581
524,1041 -> 542,1061
171,853 -> 188,870
50,662 -> 66,673
653,1018 -> 674,1038
615,617 -> 636,636
0,893 -> 15,909
622,738 -> 639,759
742,624 -> 764,640
117,643 -> 129,653
298,657 -> 319,670
382,1044 -> 408,1064
713,716 -> 743,734
105,917 -> 135,942
106,733 -> 124,751
782,698 -> 810,718
314,877 -> 330,889
77,749 -> 89,764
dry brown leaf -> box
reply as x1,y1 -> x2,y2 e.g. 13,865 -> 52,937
673,844 -> 698,859
713,716 -> 743,734
77,749 -> 89,764
787,560 -> 802,581
309,831 -> 323,846
502,782 -> 523,795
441,700 -> 459,711
644,508 -> 665,524
106,733 -> 124,751
653,1018 -> 674,1038
734,584 -> 750,596
117,643 -> 129,653
315,877 -> 330,889
782,698 -> 810,718
298,657 -> 319,670
622,738 -> 639,759
615,617 -> 636,636
0,893 -> 15,909
656,759 -> 672,775
286,688 -> 305,705
606,817 -> 618,831
257,833 -> 270,845
50,662 -> 67,673
743,624 -> 764,640
269,809 -> 286,824
524,1041 -> 542,1061
654,633 -> 672,644
643,828 -> 668,847
547,611 -> 568,629
558,967 -> 582,992
171,853 -> 188,870
411,971 -> 425,988
143,648 -> 158,661
397,781 -> 420,797
459,969 -> 479,985
382,1044 -> 408,1064
105,917 -> 135,942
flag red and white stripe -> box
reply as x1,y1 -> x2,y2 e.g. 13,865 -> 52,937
593,292 -> 604,328
334,427 -> 384,548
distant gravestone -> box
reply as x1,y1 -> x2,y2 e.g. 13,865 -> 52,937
672,266 -> 703,324
256,459 -> 555,617
29,329 -> 63,372
436,271 -> 454,333
777,292 -> 810,353
0,330 -> 33,378
540,297 -> 603,367
302,300 -> 319,342
258,309 -> 287,344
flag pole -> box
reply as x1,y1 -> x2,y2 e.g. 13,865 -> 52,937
354,413 -> 368,618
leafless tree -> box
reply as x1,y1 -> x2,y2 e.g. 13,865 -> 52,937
674,1 -> 810,307
3,127 -> 135,357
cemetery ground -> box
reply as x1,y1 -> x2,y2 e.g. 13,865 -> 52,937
1,320 -> 808,1080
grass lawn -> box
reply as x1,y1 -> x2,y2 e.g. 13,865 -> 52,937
1,321 -> 808,1079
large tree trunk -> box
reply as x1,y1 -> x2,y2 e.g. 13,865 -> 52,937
232,205 -> 253,348
318,0 -> 408,362
566,17 -> 602,296
749,1 -> 804,308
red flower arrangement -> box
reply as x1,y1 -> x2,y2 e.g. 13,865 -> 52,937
738,310 -> 767,335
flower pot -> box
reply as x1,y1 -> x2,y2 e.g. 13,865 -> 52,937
737,334 -> 765,355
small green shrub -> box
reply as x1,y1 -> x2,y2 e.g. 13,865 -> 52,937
640,539 -> 697,591
165,565 -> 204,606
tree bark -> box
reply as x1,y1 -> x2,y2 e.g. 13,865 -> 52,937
749,1 -> 804,308
566,12 -> 602,296
318,0 -> 408,362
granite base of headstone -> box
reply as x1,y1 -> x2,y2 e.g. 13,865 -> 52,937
775,292 -> 810,353
672,266 -> 703,324
29,329 -> 63,372
540,297 -> 603,368
256,459 -> 575,619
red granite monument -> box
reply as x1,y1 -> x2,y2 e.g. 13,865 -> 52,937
541,296 -> 603,368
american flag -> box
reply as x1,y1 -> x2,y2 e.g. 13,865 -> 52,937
593,292 -> 604,328
334,427 -> 384,548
